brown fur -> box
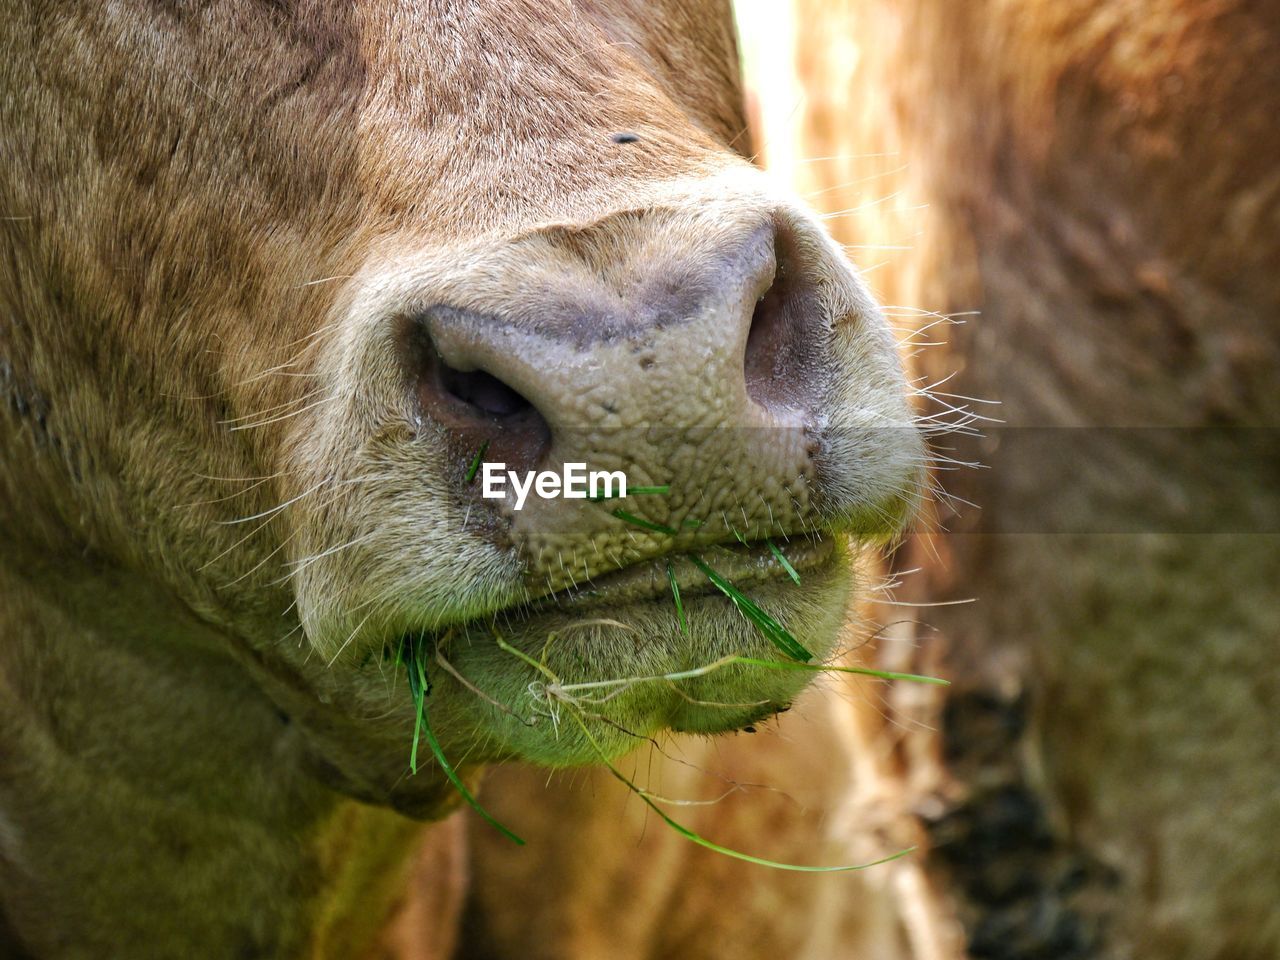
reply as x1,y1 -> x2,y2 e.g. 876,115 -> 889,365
0,2 -> 924,957
792,0 -> 1280,957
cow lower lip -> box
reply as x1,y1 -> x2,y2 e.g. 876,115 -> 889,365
381,536 -> 837,653
528,534 -> 837,613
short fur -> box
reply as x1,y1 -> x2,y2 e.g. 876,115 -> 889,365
0,2 -> 921,956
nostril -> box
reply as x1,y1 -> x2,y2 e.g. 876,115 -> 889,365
413,327 -> 537,424
743,222 -> 823,415
439,363 -> 533,419
744,266 -> 789,398
409,322 -> 552,480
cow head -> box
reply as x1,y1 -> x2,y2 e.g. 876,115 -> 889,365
0,1 -> 922,816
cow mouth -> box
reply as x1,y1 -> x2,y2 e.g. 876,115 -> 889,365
385,533 -> 837,652
371,531 -> 851,770
527,533 -> 836,615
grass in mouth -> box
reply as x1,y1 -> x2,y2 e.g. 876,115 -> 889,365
401,632 -> 525,845
464,440 -> 490,484
398,624 -> 945,860
400,458 -> 945,862
689,556 -> 814,662
501,632 -> 935,871
766,538 -> 801,584
613,505 -> 810,661
611,508 -> 679,536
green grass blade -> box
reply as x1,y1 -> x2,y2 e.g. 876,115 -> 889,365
417,704 -> 525,846
406,636 -> 430,773
490,625 -> 558,681
553,653 -> 947,696
403,633 -> 524,845
690,556 -> 813,662
612,509 -> 678,536
643,799 -> 915,872
572,712 -> 913,872
731,655 -> 949,686
666,561 -> 687,635
464,440 -> 490,484
589,483 -> 670,502
766,539 -> 801,584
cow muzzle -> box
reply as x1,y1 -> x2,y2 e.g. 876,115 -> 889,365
287,183 -> 923,763
397,205 -> 914,594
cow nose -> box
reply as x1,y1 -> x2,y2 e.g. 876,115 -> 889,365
413,220 -> 816,468
407,214 -> 852,587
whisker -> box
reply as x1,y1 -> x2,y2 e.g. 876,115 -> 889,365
217,477 -> 331,526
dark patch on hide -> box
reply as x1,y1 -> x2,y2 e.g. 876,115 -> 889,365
925,689 -> 1122,960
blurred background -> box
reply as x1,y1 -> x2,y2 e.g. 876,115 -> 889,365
454,3 -> 1279,958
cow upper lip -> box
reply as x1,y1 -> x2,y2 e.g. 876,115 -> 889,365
528,533 -> 836,613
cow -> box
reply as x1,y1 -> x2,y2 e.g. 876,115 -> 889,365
781,0 -> 1280,958
0,2 -> 925,957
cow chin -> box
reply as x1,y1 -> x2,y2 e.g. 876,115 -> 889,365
415,537 -> 856,767
286,533 -> 857,783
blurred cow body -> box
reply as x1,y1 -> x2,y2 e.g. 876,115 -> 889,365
789,1 -> 1280,957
